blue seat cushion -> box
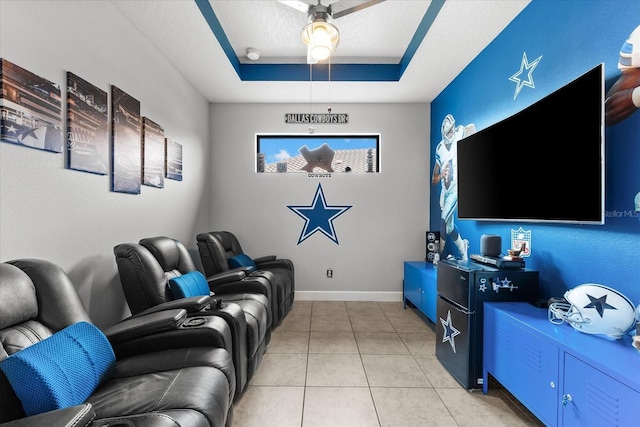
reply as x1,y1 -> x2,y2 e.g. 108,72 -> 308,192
228,253 -> 257,272
168,271 -> 210,299
0,321 -> 115,416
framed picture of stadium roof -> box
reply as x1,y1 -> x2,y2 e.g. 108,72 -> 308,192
66,72 -> 109,174
0,58 -> 63,152
111,85 -> 141,194
142,117 -> 165,188
256,134 -> 380,173
165,138 -> 183,181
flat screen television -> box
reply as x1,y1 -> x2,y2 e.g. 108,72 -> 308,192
456,63 -> 604,224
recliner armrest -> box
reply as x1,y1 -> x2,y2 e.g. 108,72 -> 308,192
104,309 -> 187,345
253,255 -> 277,263
130,296 -> 212,317
206,270 -> 247,285
0,404 -> 95,427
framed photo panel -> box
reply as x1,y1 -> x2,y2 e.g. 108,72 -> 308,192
0,58 -> 63,152
66,72 -> 109,174
142,117 -> 165,188
165,138 -> 183,181
111,85 -> 141,194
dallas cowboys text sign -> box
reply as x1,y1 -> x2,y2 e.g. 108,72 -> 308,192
284,113 -> 349,124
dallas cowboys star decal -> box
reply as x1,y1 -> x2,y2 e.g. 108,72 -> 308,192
509,51 -> 543,99
440,310 -> 460,353
287,183 -> 352,245
583,293 -> 617,317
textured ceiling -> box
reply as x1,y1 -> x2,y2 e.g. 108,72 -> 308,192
111,0 -> 530,103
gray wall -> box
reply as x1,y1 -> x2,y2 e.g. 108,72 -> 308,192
0,1 -> 432,328
209,103 -> 430,301
0,0 -> 212,328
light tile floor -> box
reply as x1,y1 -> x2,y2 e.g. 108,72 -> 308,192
232,301 -> 544,427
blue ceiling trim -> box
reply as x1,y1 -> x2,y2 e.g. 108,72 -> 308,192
239,63 -> 400,82
194,0 -> 241,74
399,0 -> 446,78
195,0 -> 441,82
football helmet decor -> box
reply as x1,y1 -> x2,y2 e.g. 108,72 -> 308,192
548,283 -> 636,340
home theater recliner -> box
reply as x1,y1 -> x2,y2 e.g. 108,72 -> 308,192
0,259 -> 236,427
114,241 -> 268,399
196,231 -> 295,326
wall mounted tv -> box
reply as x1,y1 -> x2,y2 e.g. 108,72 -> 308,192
456,63 -> 604,224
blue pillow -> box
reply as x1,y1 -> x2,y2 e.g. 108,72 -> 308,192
0,321 -> 115,416
228,253 -> 257,272
168,271 -> 210,299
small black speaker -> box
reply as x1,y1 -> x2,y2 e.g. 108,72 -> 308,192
480,234 -> 502,257
426,231 -> 440,263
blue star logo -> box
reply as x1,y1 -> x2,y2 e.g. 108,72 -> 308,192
509,52 -> 543,99
287,183 -> 352,245
440,310 -> 460,353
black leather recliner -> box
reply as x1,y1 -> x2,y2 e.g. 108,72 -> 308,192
0,259 -> 235,427
123,236 -> 272,386
196,231 -> 295,326
114,242 -> 264,400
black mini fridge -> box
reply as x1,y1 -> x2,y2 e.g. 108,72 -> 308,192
435,259 -> 539,390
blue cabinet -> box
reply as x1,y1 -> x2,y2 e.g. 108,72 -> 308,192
403,261 -> 437,323
483,302 -> 640,427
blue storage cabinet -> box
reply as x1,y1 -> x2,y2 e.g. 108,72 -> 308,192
403,261 -> 437,323
483,302 -> 640,427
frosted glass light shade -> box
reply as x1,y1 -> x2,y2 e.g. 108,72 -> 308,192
302,21 -> 339,61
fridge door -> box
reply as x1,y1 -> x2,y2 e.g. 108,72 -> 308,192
435,294 -> 473,389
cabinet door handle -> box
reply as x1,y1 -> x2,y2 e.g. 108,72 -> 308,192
562,394 -> 572,406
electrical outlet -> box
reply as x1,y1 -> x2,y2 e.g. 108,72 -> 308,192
326,269 -> 333,278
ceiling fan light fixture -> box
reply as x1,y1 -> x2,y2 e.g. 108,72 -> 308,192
302,20 -> 339,61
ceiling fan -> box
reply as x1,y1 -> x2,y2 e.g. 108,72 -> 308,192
279,0 -> 386,63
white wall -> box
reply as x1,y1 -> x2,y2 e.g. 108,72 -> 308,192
209,103 -> 430,301
0,0 -> 212,328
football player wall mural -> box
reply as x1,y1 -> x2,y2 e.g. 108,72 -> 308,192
431,114 -> 476,260
606,24 -> 640,225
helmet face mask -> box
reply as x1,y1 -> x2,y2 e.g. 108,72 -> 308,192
548,284 -> 636,340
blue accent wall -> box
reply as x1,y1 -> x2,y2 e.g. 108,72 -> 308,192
430,0 -> 640,304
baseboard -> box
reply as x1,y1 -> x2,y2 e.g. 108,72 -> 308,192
295,291 -> 403,302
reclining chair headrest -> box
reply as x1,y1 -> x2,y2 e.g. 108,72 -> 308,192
139,236 -> 197,274
0,264 -> 38,330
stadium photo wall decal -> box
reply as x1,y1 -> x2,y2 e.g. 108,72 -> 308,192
0,58 -> 63,153
142,117 -> 165,188
165,137 -> 183,181
111,85 -> 141,194
66,72 -> 109,175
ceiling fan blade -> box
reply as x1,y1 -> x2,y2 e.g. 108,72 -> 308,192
278,0 -> 312,14
330,0 -> 385,19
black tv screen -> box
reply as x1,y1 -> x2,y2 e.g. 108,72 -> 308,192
456,64 -> 604,224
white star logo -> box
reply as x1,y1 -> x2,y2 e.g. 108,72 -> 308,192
509,52 -> 543,99
440,310 -> 461,353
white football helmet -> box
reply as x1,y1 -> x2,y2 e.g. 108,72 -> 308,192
441,114 -> 456,145
548,283 -> 636,340
618,25 -> 640,70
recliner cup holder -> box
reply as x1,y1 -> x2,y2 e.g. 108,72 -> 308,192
183,317 -> 207,327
